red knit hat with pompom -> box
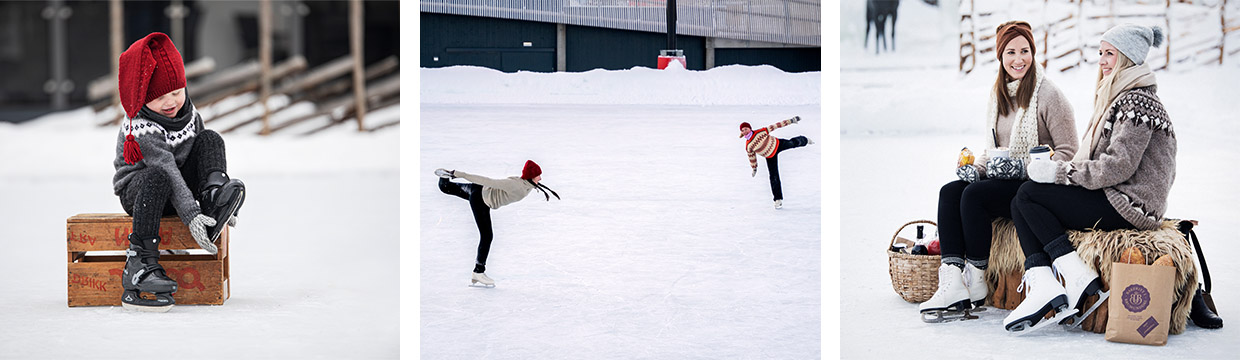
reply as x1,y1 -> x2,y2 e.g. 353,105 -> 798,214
521,160 -> 542,180
117,32 -> 186,164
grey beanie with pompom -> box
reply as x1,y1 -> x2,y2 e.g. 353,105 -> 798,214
1101,24 -> 1164,65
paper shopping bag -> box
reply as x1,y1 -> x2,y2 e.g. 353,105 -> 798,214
1105,262 -> 1176,345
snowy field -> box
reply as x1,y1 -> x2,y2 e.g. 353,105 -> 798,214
420,65 -> 822,359
0,108 -> 399,359
842,1 -> 1240,358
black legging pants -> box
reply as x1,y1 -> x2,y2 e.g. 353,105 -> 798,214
119,130 -> 228,241
765,136 -> 810,201
936,179 -> 1024,267
1010,182 -> 1133,269
439,178 -> 494,273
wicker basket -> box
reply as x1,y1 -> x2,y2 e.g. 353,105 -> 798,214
887,220 -> 941,303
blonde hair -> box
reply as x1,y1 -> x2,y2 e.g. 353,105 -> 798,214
1092,53 -> 1135,122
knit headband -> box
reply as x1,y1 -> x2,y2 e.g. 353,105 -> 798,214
995,21 -> 1036,61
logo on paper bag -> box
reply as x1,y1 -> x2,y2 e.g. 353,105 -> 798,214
1137,316 -> 1160,338
1123,284 -> 1150,313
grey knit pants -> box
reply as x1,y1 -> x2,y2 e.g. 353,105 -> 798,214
119,130 -> 228,239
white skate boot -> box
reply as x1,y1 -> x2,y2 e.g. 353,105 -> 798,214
1003,266 -> 1076,334
965,263 -> 988,308
1053,251 -> 1108,327
807,138 -> 815,145
434,168 -> 455,179
774,200 -> 783,209
470,272 -> 495,288
920,264 -> 976,323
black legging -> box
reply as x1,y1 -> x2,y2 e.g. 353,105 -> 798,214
119,130 -> 228,240
936,179 -> 1023,268
765,136 -> 810,201
439,178 -> 494,273
1010,182 -> 1133,269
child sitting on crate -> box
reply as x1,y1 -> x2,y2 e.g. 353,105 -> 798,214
112,32 -> 246,312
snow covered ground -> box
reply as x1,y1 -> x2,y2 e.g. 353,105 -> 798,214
0,107 -> 399,358
420,65 -> 822,359
841,1 -> 1240,358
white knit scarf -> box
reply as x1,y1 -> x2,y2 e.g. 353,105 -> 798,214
984,65 -> 1044,163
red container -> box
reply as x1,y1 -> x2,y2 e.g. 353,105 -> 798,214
657,55 -> 686,69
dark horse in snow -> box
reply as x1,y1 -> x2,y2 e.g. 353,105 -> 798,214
865,0 -> 900,54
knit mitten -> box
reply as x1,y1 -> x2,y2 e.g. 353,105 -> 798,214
986,157 -> 1025,180
956,165 -> 980,183
1027,159 -> 1060,184
188,214 -> 218,254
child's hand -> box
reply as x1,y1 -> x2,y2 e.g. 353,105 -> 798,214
188,214 -> 219,254
751,168 -> 757,177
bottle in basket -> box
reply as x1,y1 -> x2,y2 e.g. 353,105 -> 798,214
910,225 -> 929,255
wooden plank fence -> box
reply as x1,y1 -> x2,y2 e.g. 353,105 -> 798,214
961,0 -> 1239,74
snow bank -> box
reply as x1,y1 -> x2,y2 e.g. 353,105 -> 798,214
420,65 -> 821,106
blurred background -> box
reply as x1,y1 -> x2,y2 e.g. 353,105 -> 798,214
0,0 -> 399,135
420,0 -> 821,72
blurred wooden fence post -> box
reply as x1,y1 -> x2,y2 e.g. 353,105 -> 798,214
350,0 -> 367,131
111,0 -> 123,124
260,0 -> 272,135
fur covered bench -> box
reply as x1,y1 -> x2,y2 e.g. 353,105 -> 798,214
984,219 -> 1197,334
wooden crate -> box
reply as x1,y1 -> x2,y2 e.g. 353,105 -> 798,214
67,213 -> 229,307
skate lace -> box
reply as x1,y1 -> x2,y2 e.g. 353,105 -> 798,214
1017,272 -> 1030,294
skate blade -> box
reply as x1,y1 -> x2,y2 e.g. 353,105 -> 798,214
121,302 -> 174,313
1065,290 -> 1111,328
1011,308 -> 1078,336
468,283 -> 495,288
921,309 -> 980,323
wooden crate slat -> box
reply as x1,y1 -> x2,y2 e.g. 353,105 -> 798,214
68,259 -> 228,307
67,213 -> 228,258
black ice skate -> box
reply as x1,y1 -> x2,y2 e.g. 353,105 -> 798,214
200,171 -> 245,247
121,235 -> 178,312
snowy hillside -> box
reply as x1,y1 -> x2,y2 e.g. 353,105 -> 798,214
841,1 -> 1240,358
421,65 -> 822,359
0,108 -> 399,358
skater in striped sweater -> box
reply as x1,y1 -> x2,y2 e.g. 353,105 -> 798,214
740,116 -> 813,209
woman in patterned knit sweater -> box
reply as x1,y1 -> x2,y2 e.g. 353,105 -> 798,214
1003,24 -> 1178,332
740,116 -> 813,209
920,21 -> 1080,320
113,32 -> 246,312
435,161 -> 559,287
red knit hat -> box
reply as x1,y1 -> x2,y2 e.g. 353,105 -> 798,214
119,32 -> 186,119
521,160 -> 542,180
117,32 -> 186,164
739,122 -> 751,131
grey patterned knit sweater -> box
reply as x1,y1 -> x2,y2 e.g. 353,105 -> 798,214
112,102 -> 205,226
1048,86 -> 1176,230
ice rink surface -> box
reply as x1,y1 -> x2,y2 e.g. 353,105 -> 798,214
420,65 -> 822,359
0,108 -> 399,359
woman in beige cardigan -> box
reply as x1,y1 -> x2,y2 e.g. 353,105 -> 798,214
921,21 -> 1079,321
